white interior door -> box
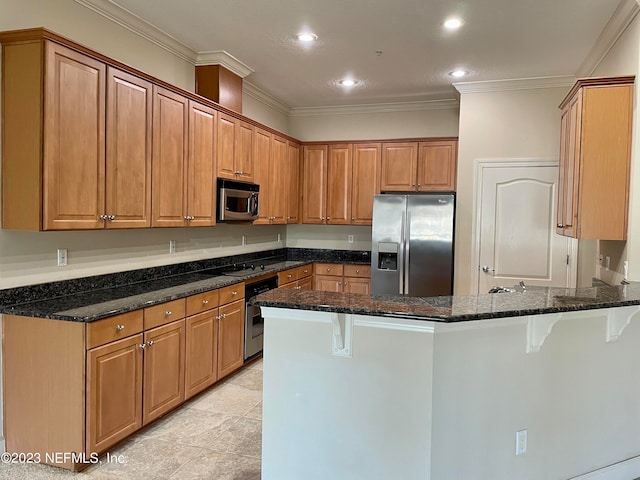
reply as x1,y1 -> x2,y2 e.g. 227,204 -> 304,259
476,162 -> 571,295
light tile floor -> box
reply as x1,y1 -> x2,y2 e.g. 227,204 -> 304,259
0,359 -> 263,480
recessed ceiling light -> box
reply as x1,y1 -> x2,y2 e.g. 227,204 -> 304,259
448,70 -> 468,78
444,18 -> 463,30
296,32 -> 318,42
339,79 -> 358,87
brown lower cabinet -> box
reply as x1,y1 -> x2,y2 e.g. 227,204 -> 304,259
3,282 -> 245,471
314,263 -> 371,294
278,265 -> 313,290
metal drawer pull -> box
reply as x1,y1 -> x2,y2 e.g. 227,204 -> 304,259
147,340 -> 154,347
287,274 -> 292,278
139,343 -> 146,350
220,313 -> 227,319
231,291 -> 238,296
202,300 -> 209,305
116,324 -> 125,331
165,311 -> 172,316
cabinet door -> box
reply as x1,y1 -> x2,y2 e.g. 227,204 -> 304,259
344,277 -> 370,295
270,135 -> 288,224
237,121 -> 254,182
351,143 -> 381,225
143,319 -> 186,425
253,128 -> 272,225
380,142 -> 418,192
314,275 -> 344,292
417,141 -> 457,191
105,67 -> 152,228
87,334 -> 143,454
217,112 -> 237,180
187,100 -> 216,227
287,142 -> 301,223
217,300 -> 245,379
326,144 -> 352,225
185,310 -> 218,399
151,86 -> 188,227
302,145 -> 328,224
43,42 -> 105,230
557,92 -> 581,238
298,276 -> 313,291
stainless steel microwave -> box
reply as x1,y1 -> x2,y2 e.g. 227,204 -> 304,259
217,178 -> 260,222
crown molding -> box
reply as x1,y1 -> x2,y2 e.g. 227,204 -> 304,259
243,81 -> 291,116
196,51 -> 255,78
453,76 -> 576,94
576,0 -> 640,76
289,99 -> 459,117
73,0 -> 197,63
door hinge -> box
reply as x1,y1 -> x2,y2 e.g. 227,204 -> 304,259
566,254 -> 570,265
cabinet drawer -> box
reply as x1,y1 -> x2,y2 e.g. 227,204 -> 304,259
186,290 -> 220,316
278,269 -> 298,284
298,265 -> 312,278
219,283 -> 244,305
315,263 -> 344,276
87,310 -> 144,349
144,299 -> 186,330
344,264 -> 371,278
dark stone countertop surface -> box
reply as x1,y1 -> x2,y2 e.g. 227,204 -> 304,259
0,260 -> 310,322
253,283 -> 640,323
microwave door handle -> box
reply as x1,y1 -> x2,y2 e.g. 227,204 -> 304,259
250,193 -> 259,216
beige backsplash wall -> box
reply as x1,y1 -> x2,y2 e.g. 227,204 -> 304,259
286,225 -> 372,251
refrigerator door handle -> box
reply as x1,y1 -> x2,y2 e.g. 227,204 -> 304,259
398,212 -> 405,295
404,211 -> 411,295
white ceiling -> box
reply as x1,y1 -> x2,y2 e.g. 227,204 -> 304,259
88,0 -> 628,108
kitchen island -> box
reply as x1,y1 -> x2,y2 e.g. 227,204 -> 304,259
254,285 -> 640,480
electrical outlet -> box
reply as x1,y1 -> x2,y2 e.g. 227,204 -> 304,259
347,235 -> 354,243
515,429 -> 527,456
605,256 -> 611,270
169,240 -> 176,254
598,254 -> 603,266
624,261 -> 629,280
57,248 -> 68,267
242,235 -> 247,246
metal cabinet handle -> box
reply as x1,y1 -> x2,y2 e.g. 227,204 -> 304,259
355,270 -> 360,273
147,340 -> 154,347
287,274 -> 292,278
220,313 -> 227,319
344,281 -> 348,285
557,223 -> 565,228
116,324 -> 125,331
202,299 -> 209,305
165,311 -> 172,316
108,215 -> 115,221
231,291 -> 238,296
139,343 -> 146,350
99,214 -> 107,220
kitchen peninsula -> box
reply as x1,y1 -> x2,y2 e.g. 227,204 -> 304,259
255,285 -> 640,480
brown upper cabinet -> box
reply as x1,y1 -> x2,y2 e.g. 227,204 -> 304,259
253,130 -> 287,225
302,143 -> 380,225
217,112 -> 254,183
381,140 -> 457,192
556,76 -> 634,240
151,88 -> 217,227
286,142 -> 301,224
2,39 -> 153,230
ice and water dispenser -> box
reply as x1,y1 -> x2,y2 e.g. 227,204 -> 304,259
377,242 -> 398,271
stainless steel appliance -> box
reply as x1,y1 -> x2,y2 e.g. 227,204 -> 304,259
243,275 -> 278,360
371,193 -> 455,297
217,178 -> 259,222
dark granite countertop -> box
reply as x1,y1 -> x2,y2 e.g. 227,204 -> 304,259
0,260 -> 310,322
253,283 -> 640,322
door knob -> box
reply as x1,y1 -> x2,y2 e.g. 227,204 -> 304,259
481,266 -> 495,274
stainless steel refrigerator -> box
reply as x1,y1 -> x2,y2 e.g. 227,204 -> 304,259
371,194 -> 455,297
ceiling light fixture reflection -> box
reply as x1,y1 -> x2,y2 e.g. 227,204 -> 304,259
448,70 -> 468,78
443,18 -> 463,30
296,32 -> 318,42
338,79 -> 358,87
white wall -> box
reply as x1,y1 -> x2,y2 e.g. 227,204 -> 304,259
455,87 -> 568,294
289,107 -> 459,142
242,92 -> 290,134
591,14 -> 640,284
286,225 -> 371,251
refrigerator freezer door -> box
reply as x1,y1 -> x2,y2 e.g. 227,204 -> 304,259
406,194 -> 455,296
371,195 -> 407,295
